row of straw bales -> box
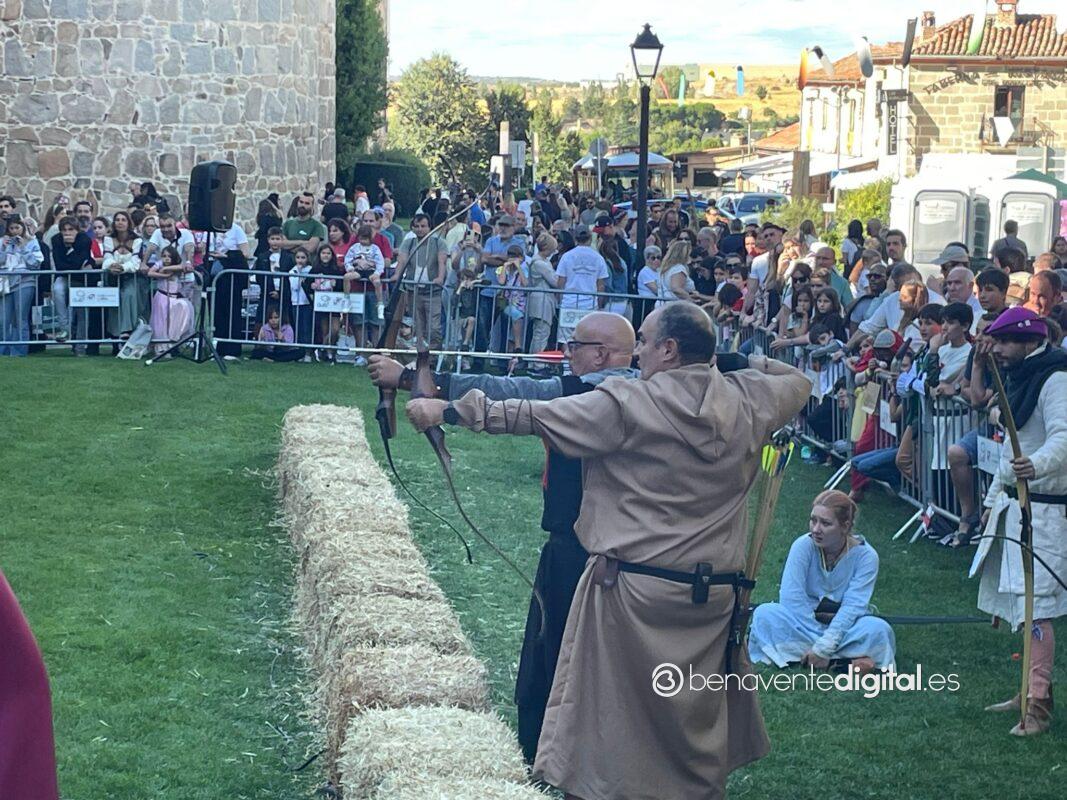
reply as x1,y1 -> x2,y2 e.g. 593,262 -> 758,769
278,404 -> 546,798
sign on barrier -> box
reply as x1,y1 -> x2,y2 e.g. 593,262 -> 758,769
977,435 -> 1003,475
314,291 -> 365,315
70,287 -> 119,307
558,307 -> 593,329
879,399 -> 895,435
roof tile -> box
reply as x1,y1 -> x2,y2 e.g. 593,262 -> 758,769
911,13 -> 1067,58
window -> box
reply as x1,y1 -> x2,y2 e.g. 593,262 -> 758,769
692,169 -> 718,187
994,85 -> 1024,125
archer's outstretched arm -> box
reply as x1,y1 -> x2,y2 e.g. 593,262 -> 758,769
406,387 -> 627,459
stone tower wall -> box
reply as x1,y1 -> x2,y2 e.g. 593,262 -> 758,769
0,0 -> 336,225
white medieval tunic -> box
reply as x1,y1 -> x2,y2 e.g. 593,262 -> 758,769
970,368 -> 1067,628
748,534 -> 896,669
449,358 -> 811,800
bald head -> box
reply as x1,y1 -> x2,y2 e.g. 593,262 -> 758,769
576,312 -> 635,358
568,312 -> 635,376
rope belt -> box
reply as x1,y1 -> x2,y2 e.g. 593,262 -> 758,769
593,555 -> 755,674
1005,486 -> 1067,516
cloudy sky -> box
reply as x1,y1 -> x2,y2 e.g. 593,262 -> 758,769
388,0 -> 995,80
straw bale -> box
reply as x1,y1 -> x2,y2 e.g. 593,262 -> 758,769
315,595 -> 471,667
295,548 -> 446,638
339,708 -> 528,797
322,644 -> 489,777
371,777 -> 550,799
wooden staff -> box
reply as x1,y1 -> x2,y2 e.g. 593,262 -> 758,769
987,358 -> 1035,730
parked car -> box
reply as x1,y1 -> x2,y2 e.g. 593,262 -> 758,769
717,193 -> 789,225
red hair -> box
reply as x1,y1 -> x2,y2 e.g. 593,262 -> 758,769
813,489 -> 857,529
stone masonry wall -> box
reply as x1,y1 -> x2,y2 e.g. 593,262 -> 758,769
0,0 -> 336,225
907,64 -> 1067,174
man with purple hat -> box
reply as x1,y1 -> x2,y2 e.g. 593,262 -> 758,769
971,306 -> 1067,736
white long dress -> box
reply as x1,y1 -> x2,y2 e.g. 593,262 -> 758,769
749,533 -> 896,669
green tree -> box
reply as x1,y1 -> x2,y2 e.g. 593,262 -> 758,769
531,101 -> 583,183
335,0 -> 388,172
389,53 -> 490,184
580,82 -> 606,118
561,96 -> 581,121
755,84 -> 769,101
485,83 -> 531,144
647,105 -> 725,154
837,178 -> 893,229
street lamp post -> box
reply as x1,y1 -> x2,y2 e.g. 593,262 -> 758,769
631,23 -> 663,274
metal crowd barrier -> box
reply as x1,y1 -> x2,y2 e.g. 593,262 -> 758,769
718,319 -> 1001,541
207,270 -> 655,370
0,266 -> 192,355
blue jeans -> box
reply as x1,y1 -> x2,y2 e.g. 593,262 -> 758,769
0,284 -> 36,356
851,447 -> 900,489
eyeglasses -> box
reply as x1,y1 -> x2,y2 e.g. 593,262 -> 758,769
562,340 -> 605,353
793,276 -> 809,283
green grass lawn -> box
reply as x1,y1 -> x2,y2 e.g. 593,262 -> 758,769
3,356 -> 1063,799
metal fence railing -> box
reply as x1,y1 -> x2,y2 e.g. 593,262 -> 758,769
711,318 -> 1000,543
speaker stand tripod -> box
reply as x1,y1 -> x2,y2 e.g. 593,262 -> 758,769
145,231 -> 227,375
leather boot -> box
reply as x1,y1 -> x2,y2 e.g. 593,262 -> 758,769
984,693 -> 1020,712
1009,691 -> 1053,736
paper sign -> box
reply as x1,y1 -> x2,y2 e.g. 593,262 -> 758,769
314,291 -> 365,315
977,435 -> 1003,476
879,399 -> 896,436
917,199 -> 959,225
558,307 -> 593,329
1003,200 -> 1046,226
69,286 -> 119,307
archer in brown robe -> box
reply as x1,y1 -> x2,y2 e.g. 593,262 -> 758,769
407,304 -> 811,800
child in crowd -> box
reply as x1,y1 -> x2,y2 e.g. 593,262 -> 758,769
771,287 -> 813,354
928,302 -> 974,397
287,247 -> 314,357
251,306 -> 303,362
343,224 -> 386,364
454,268 -> 481,356
497,244 -> 528,356
257,227 -> 296,312
147,245 -> 194,356
311,244 -> 344,363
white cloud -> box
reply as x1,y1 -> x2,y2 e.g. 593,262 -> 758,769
388,0 -> 989,80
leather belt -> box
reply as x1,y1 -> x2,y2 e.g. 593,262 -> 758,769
1005,485 -> 1067,516
592,555 -> 756,674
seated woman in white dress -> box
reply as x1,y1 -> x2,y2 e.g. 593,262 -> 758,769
749,489 -> 895,673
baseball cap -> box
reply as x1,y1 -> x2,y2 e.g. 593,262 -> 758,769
932,244 -> 970,266
873,329 -> 903,352
866,263 -> 888,277
593,214 -> 613,230
760,221 -> 786,233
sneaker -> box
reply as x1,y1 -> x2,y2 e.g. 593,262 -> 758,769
55,330 -> 69,343
223,355 -> 239,362
354,355 -> 368,367
301,354 -> 312,363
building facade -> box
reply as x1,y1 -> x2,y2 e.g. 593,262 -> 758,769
907,1 -> 1067,175
0,0 -> 337,223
